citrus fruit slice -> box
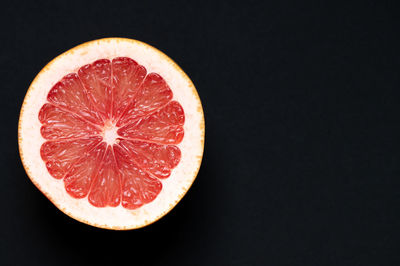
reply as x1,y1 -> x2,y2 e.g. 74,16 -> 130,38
18,38 -> 205,230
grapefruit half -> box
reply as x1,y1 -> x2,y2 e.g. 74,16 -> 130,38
18,38 -> 205,230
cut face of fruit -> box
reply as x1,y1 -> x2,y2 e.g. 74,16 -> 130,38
19,38 -> 204,230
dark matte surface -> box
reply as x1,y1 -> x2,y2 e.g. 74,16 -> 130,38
1,1 -> 399,265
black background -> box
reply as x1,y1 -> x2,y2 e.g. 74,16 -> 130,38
1,1 -> 400,265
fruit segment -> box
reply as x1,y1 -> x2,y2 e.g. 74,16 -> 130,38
78,59 -> 112,120
41,137 -> 102,179
118,101 -> 184,144
111,57 -> 147,119
88,147 -> 121,207
47,73 -> 103,126
118,139 -> 181,179
64,142 -> 106,198
114,144 -> 162,209
39,104 -> 101,139
116,73 -> 173,127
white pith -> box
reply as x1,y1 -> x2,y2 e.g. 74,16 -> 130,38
18,38 -> 204,230
102,121 -> 119,145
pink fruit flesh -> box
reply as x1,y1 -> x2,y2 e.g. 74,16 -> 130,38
38,57 -> 184,209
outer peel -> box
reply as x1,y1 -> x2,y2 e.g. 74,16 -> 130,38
18,38 -> 205,230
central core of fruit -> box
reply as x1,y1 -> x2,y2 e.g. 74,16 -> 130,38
102,121 -> 119,145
